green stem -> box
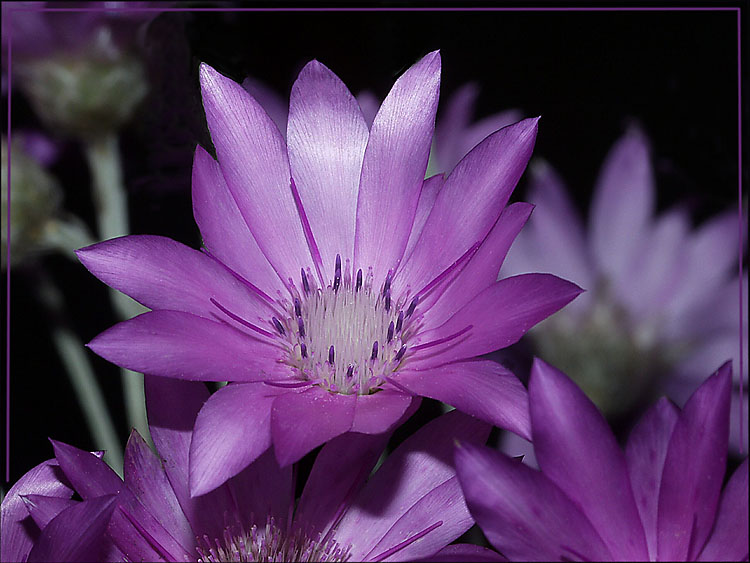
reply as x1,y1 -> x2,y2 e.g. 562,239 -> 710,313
84,133 -> 149,443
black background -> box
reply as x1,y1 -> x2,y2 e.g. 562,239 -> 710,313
3,3 -> 744,487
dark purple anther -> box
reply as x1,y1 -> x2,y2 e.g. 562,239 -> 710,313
272,317 -> 285,335
406,296 -> 418,318
346,364 -> 354,379
301,343 -> 308,358
328,345 -> 335,364
297,317 -> 305,338
294,298 -> 302,317
396,311 -> 404,333
356,269 -> 363,292
394,345 -> 406,362
371,341 -> 379,360
301,268 -> 310,294
387,321 -> 394,343
333,254 -> 342,291
383,269 -> 393,297
384,289 -> 391,312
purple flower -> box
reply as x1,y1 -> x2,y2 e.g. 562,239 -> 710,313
77,52 -> 581,493
456,358 -> 748,561
2,375 -> 501,562
500,127 -> 747,449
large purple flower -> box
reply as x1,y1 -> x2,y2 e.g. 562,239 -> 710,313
2,375 -> 501,562
457,358 -> 748,561
77,52 -> 581,493
500,127 -> 747,449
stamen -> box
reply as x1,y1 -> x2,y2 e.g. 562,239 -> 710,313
297,317 -> 305,338
328,345 -> 335,364
346,365 -> 354,379
294,298 -> 302,317
411,325 -> 473,352
210,298 -> 276,339
406,296 -> 419,317
387,321 -> 394,343
384,288 -> 391,312
382,269 -> 393,297
371,341 -> 379,360
300,343 -> 308,358
334,254 -> 342,291
272,317 -> 285,336
289,177 -> 325,286
301,268 -> 310,294
394,345 -> 407,362
371,520 -> 443,562
396,311 -> 404,333
355,269 -> 363,291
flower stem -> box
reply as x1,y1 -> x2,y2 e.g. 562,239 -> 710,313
84,133 -> 149,444
37,275 -> 123,475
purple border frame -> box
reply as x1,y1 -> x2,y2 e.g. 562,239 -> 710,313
3,3 -> 746,483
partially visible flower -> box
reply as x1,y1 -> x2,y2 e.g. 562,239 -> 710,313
456,358 -> 748,562
3,2 -> 155,137
500,127 -> 747,449
78,52 -> 581,494
2,375 -> 501,562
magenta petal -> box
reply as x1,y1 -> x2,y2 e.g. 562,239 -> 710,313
192,145 -> 285,298
394,117 -> 538,299
455,443 -> 612,562
334,410 -> 490,560
657,363 -> 731,561
271,387 -> 356,466
396,359 -> 531,440
1,459 -> 73,563
145,376 -> 237,541
697,458 -> 749,561
123,431 -> 193,552
424,202 -> 534,331
287,60 -> 369,280
413,543 -> 507,562
529,359 -> 648,560
350,390 -> 414,434
624,397 -> 680,560
22,495 -> 77,529
77,234 -> 276,323
354,51 -> 441,289
189,383 -> 279,496
403,174 -> 445,263
88,310 -> 283,382
296,432 -> 389,539
26,495 -> 117,563
413,274 -> 583,367
590,127 -> 655,282
199,63 -> 314,285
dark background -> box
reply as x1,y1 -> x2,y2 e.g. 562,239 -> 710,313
4,4 -> 744,486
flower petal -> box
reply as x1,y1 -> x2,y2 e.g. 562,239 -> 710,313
394,117 -> 538,299
424,202 -> 534,331
624,397 -> 680,560
296,432 -> 389,539
1,459 -> 73,563
589,127 -> 655,282
77,234 -> 277,323
287,60 -> 369,280
144,376 -> 238,541
241,76 -> 288,136
413,543 -> 507,562
199,63 -> 314,285
455,443 -> 612,562
697,458 -> 749,561
334,410 -> 490,560
396,359 -> 530,440
123,430 -> 194,552
271,386 -> 356,466
192,145 -> 285,299
402,174 -> 445,264
189,383 -> 280,497
26,496 -> 117,563
529,359 -> 648,559
88,310 -> 283,382
351,389 -> 415,434
412,274 -> 583,367
354,51 -> 441,289
657,363 -> 731,561
21,495 -> 78,529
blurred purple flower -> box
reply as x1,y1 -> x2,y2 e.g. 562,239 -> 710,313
501,127 -> 747,449
2,376 -> 500,562
77,52 -> 581,493
457,358 -> 748,562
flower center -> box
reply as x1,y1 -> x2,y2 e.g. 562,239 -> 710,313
195,517 -> 351,563
274,256 -> 419,396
